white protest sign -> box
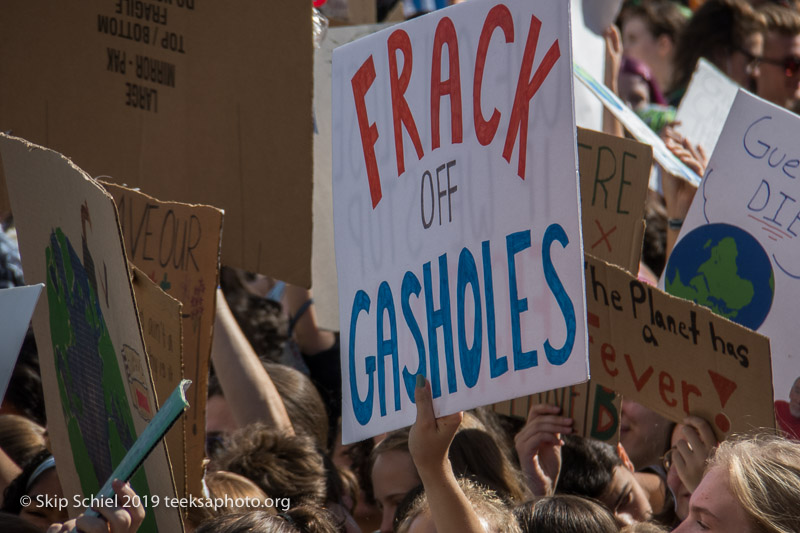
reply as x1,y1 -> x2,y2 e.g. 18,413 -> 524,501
574,63 -> 701,187
674,59 -> 739,157
333,0 -> 588,443
571,0 -> 604,131
663,90 -> 798,403
0,284 -> 43,402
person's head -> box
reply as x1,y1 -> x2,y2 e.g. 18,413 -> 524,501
206,363 -> 330,455
0,512 -> 42,533
448,428 -> 531,504
789,376 -> 800,418
214,424 -> 327,507
672,0 -> 766,92
186,471 -> 274,530
618,0 -> 689,91
557,435 -> 652,526
619,56 -> 668,111
370,430 -> 420,533
620,523 -> 669,533
665,424 -> 691,522
514,494 -> 619,533
1,450 -> 68,530
397,477 -> 520,533
620,400 -> 675,470
195,507 -> 338,533
263,362 -> 329,453
757,4 -> 800,107
0,414 -> 47,467
674,434 -> 800,533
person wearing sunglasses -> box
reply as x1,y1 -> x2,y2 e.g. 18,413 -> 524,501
756,4 -> 800,110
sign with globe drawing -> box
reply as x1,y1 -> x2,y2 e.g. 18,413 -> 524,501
666,223 -> 774,331
663,90 -> 799,404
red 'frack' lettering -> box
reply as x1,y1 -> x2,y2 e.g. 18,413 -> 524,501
351,56 -> 382,208
502,14 -> 560,179
431,17 -> 463,151
388,29 -> 425,177
473,4 -> 514,146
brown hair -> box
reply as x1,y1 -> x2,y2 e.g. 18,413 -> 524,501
709,434 -> 800,533
264,362 -> 329,453
672,0 -> 766,91
514,495 -> 618,533
215,424 -> 327,506
448,428 -> 532,504
618,0 -> 689,42
397,477 -> 520,533
0,415 -> 46,467
759,4 -> 800,35
195,506 -> 338,533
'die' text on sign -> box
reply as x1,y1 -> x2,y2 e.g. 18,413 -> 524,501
332,0 -> 588,444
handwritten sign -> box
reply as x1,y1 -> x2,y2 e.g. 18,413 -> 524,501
102,182 -> 221,499
573,63 -> 701,186
578,128 -> 652,273
587,254 -> 774,440
664,90 -> 800,405
0,1 -> 312,286
333,0 -> 588,443
493,381 -> 621,443
131,266 -> 185,499
674,59 -> 739,157
1,134 -> 181,530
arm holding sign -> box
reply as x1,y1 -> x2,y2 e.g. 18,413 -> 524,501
211,289 -> 294,435
514,404 -> 573,497
662,131 -> 702,259
408,377 -> 486,533
284,284 -> 335,356
603,25 -> 625,139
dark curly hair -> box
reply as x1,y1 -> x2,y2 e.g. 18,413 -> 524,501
214,425 -> 327,506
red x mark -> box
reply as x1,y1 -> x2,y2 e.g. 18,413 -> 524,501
591,220 -> 617,252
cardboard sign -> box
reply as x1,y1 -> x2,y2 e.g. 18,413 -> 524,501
0,1 -> 312,286
333,0 -> 588,443
493,381 -> 621,443
0,134 -> 182,530
578,128 -> 652,273
574,63 -> 701,187
102,182 -> 221,499
313,24 -> 394,331
664,90 -> 800,405
0,284 -> 43,403
674,59 -> 739,157
131,266 -> 185,499
587,254 -> 775,440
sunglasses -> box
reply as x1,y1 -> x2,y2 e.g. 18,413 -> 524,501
759,55 -> 800,77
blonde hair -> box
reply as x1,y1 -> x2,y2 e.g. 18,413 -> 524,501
185,471 -> 273,527
710,434 -> 800,533
396,477 -> 520,533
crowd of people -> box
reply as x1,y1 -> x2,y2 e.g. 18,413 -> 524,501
1,0 -> 800,532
